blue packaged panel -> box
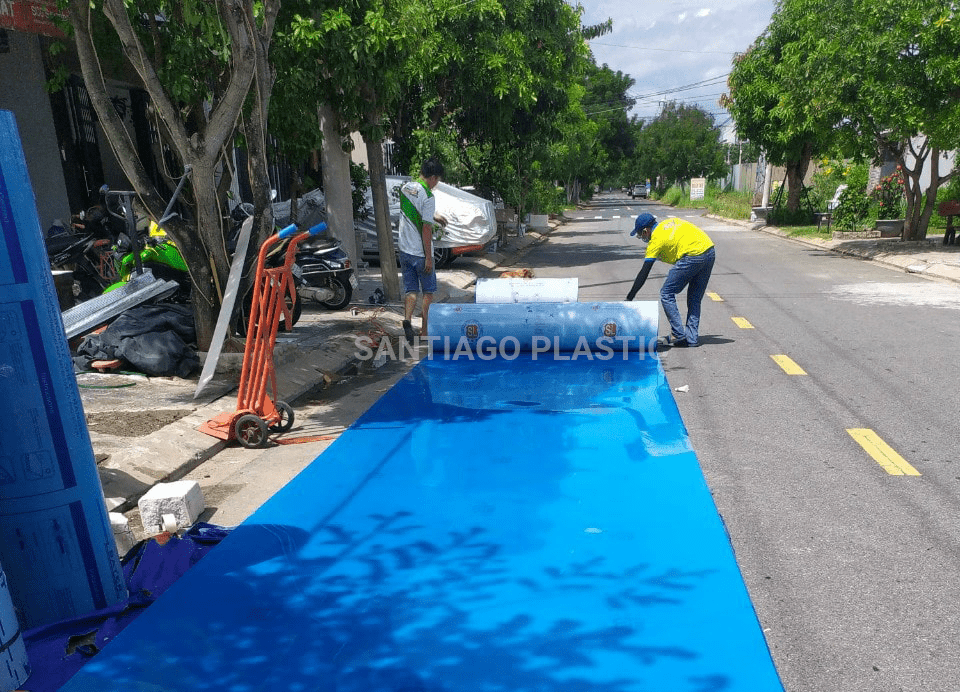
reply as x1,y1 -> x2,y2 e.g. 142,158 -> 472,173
0,110 -> 126,630
62,354 -> 782,691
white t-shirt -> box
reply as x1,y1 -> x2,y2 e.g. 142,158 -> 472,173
398,180 -> 436,257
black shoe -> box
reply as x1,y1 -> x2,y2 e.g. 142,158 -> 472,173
669,336 -> 689,348
402,320 -> 416,343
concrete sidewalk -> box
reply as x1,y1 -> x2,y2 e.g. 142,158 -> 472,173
82,227 -> 553,513
752,221 -> 960,284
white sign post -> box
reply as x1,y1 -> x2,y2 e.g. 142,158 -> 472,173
690,177 -> 706,201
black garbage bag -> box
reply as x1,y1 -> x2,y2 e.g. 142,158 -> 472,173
74,304 -> 200,377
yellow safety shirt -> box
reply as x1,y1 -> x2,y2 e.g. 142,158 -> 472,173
644,217 -> 714,264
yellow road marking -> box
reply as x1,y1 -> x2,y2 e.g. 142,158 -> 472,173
847,429 -> 920,476
770,354 -> 807,375
707,292 -> 724,302
731,317 -> 754,329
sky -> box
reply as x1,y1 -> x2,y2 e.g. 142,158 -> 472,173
577,0 -> 776,138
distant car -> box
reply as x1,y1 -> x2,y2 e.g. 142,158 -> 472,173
631,184 -> 648,199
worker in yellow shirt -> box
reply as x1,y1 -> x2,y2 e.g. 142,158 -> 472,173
625,213 -> 716,347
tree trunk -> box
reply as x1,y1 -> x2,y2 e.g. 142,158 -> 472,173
785,142 -> 812,213
900,144 -> 928,241
365,134 -> 400,301
319,105 -> 357,262
188,159 -> 229,350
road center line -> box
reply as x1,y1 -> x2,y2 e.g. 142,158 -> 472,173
847,428 -> 921,476
731,317 -> 754,329
770,354 -> 807,375
707,292 -> 724,302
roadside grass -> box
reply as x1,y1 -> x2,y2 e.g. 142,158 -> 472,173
648,185 -> 953,240
656,185 -> 753,221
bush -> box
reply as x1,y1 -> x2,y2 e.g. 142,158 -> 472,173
660,185 -> 685,206
811,158 -> 869,211
938,175 -> 960,204
869,167 -> 905,219
832,185 -> 870,230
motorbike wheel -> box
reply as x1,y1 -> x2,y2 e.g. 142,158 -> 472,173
433,247 -> 453,267
320,276 -> 353,310
235,290 -> 303,337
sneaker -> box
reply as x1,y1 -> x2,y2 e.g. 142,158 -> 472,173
668,336 -> 689,348
402,320 -> 416,343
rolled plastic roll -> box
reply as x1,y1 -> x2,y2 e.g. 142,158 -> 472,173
475,277 -> 578,303
428,301 -> 659,353
0,562 -> 30,690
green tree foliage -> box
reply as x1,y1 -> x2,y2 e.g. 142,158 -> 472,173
580,59 -> 636,190
391,0 -> 591,216
811,0 -> 960,239
727,0 -> 960,238
722,0 -> 834,215
638,102 -> 728,190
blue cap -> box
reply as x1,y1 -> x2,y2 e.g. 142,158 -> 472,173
631,213 -> 657,236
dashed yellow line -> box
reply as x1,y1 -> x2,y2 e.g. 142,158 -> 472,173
847,429 -> 920,476
731,317 -> 754,329
770,354 -> 807,375
707,292 -> 724,302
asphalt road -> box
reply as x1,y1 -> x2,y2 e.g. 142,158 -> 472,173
553,194 -> 960,692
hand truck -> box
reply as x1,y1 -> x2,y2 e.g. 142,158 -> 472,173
200,221 -> 327,448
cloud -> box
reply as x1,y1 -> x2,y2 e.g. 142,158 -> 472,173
579,0 -> 775,125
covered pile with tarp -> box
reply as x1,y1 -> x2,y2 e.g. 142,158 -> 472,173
73,304 -> 200,377
360,176 -> 498,261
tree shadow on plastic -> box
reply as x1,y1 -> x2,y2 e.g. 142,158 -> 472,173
67,512 -> 734,692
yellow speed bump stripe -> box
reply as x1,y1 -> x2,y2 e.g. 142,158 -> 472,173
731,317 -> 754,329
770,354 -> 807,375
847,428 -> 920,476
707,292 -> 724,302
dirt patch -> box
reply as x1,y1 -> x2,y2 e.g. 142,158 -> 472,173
86,409 -> 193,437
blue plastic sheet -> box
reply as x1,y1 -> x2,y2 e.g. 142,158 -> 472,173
59,355 -> 783,691
21,524 -> 230,691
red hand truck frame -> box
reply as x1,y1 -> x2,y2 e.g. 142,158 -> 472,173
200,221 -> 327,448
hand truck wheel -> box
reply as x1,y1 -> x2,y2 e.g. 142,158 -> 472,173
235,414 -> 269,448
269,401 -> 295,433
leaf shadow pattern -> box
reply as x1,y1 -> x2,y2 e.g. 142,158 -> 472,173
64,357 -> 781,692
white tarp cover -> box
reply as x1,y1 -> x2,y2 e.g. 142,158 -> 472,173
361,177 -> 497,256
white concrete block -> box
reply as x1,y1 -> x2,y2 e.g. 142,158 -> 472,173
138,480 -> 205,535
109,512 -> 138,558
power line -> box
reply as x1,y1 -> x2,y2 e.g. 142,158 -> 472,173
590,41 -> 736,55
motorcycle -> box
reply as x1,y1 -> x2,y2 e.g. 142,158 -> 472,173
98,175 -> 193,303
229,203 -> 357,313
296,234 -> 357,310
46,200 -> 132,302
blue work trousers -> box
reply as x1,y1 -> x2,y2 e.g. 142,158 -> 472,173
660,247 -> 715,346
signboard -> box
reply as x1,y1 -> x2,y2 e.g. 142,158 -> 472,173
690,177 -> 706,201
0,0 -> 68,39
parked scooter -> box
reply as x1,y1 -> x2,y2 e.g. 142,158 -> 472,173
229,202 -> 357,312
296,234 -> 357,310
46,211 -> 119,301
99,175 -> 192,303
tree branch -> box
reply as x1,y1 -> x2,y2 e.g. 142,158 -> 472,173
100,0 -> 191,158
203,0 -> 258,158
67,0 -> 163,212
